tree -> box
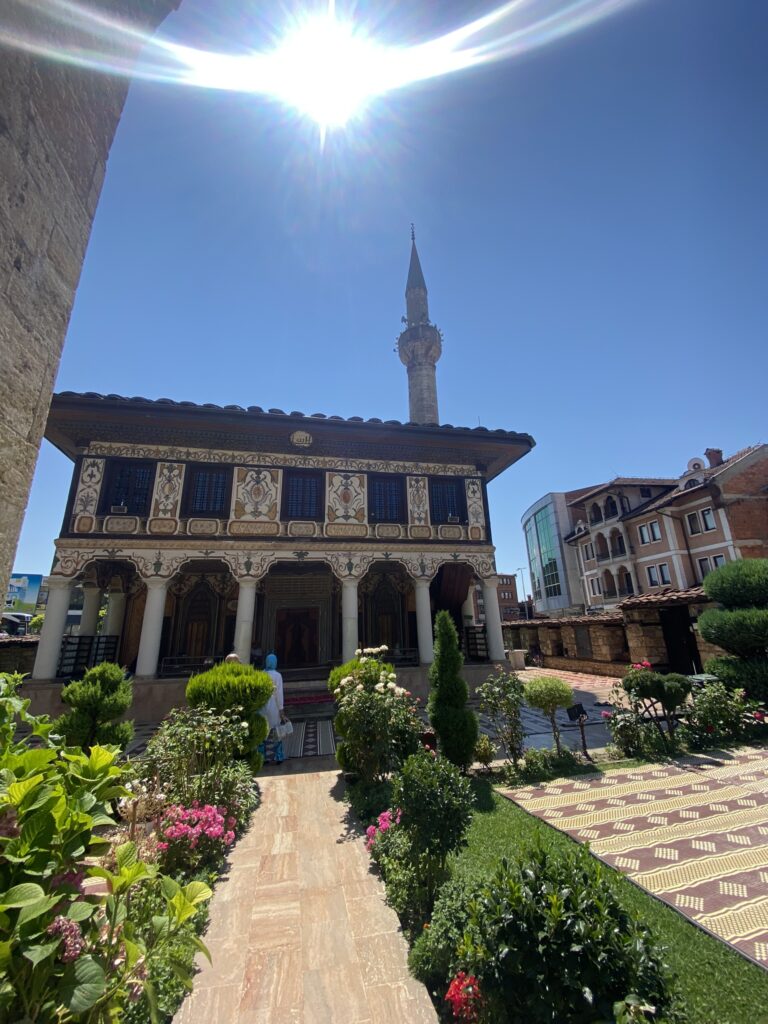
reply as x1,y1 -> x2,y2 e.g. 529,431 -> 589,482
28,613 -> 44,634
700,558 -> 768,701
428,611 -> 478,770
524,676 -> 573,756
55,661 -> 134,750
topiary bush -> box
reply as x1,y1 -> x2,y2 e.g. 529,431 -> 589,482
455,844 -> 677,1024
55,661 -> 134,750
186,662 -> 273,770
428,611 -> 478,770
701,558 -> 768,701
523,675 -> 573,756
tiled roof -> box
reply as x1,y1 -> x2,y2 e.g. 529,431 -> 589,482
568,478 -> 677,505
621,445 -> 763,518
53,391 -> 534,444
502,613 -> 623,626
620,586 -> 708,609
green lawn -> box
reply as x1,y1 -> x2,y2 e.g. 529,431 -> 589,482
450,779 -> 768,1024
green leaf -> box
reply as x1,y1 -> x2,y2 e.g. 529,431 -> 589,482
144,978 -> 160,1024
115,841 -> 138,873
169,891 -> 197,925
168,958 -> 194,989
160,875 -> 180,899
87,746 -> 117,773
66,901 -> 96,922
17,893 -> 59,926
0,940 -> 12,970
22,938 -> 60,965
19,807 -> 55,852
60,955 -> 107,1013
190,934 -> 212,964
0,882 -> 45,909
183,880 -> 213,907
7,774 -> 44,806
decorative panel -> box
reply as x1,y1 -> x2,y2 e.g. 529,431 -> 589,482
231,467 -> 281,522
407,476 -> 430,526
288,521 -> 317,537
326,473 -> 366,524
151,462 -> 185,518
438,525 -> 463,541
74,515 -> 94,533
465,478 -> 486,540
188,519 -> 219,536
229,521 -> 280,537
375,524 -> 402,540
409,525 -> 431,540
148,518 -> 178,535
72,458 -> 105,517
104,516 -> 138,534
326,523 -> 367,538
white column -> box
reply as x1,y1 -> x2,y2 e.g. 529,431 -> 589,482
234,579 -> 258,663
135,577 -> 169,678
461,586 -> 475,625
341,579 -> 359,663
482,577 -> 507,662
79,582 -> 102,635
32,578 -> 73,679
103,585 -> 126,637
414,579 -> 434,665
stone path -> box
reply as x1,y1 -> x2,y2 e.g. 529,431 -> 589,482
503,746 -> 768,968
175,758 -> 437,1024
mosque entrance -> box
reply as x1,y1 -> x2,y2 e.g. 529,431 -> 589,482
275,607 -> 320,668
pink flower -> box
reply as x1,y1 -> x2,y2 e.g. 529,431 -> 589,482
47,916 -> 85,963
754,711 -> 765,722
601,710 -> 612,720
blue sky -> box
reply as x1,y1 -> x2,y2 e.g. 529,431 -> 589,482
14,0 -> 768,596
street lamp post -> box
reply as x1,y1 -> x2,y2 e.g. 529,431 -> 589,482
516,566 -> 530,620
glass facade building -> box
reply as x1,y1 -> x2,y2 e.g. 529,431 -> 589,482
521,493 -> 583,614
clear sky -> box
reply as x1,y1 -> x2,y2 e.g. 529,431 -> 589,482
13,0 -> 768,598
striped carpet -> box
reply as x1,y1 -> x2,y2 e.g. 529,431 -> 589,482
282,717 -> 337,759
503,747 -> 768,969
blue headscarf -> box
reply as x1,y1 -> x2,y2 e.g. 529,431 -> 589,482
265,653 -> 278,671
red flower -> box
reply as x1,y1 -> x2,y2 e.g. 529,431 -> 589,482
445,973 -> 483,1022
754,711 -> 765,722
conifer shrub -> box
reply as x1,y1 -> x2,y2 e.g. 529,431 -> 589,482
428,611 -> 478,770
701,558 -> 768,700
55,661 -> 134,750
186,662 -> 273,769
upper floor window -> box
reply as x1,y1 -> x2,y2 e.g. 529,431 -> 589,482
283,470 -> 325,521
101,460 -> 154,517
620,495 -> 631,514
368,474 -> 406,524
589,577 -> 602,596
589,503 -> 603,524
640,487 -> 652,498
183,466 -> 230,517
638,520 -> 661,544
429,477 -> 466,525
701,507 -> 716,532
686,512 -> 702,535
712,554 -> 726,569
604,496 -> 618,519
697,556 -> 711,581
583,542 -> 595,562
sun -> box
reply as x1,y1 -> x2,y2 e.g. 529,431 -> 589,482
265,9 -> 393,133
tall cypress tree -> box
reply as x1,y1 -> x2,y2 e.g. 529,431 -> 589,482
428,610 -> 478,770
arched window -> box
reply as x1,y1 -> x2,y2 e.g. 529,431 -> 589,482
604,496 -> 618,519
589,503 -> 603,525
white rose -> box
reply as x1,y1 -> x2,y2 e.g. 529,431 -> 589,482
356,684 -> 364,692
355,649 -> 362,657
375,683 -> 385,693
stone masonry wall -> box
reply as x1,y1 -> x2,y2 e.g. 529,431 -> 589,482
0,0 -> 178,607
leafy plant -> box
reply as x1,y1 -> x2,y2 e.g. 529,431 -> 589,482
455,844 -> 676,1024
29,614 -> 44,634
186,662 -> 273,769
408,875 -> 477,993
346,779 -> 393,826
622,668 -> 692,752
476,668 -> 525,765
474,734 -> 496,772
428,611 -> 478,770
523,676 -> 573,756
504,746 -> 584,785
55,661 -> 134,750
156,804 -> 236,876
332,653 -> 421,783
683,681 -> 754,749
703,558 -> 768,608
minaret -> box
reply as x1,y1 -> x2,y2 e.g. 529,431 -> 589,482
397,227 -> 442,424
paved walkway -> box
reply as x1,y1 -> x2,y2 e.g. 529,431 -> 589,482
175,758 -> 437,1024
503,746 -> 768,968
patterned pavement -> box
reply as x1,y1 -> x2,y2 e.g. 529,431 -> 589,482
503,747 -> 768,968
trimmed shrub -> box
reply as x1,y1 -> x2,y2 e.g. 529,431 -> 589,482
428,611 -> 478,770
186,662 -> 273,769
703,557 -> 768,608
456,844 -> 676,1024
621,668 -> 692,752
684,681 -> 751,749
474,734 -> 496,772
523,675 -> 573,756
698,608 -> 768,660
408,875 -> 478,992
705,655 -> 768,702
55,661 -> 133,750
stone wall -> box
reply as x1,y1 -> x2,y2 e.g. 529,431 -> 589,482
541,656 -> 628,678
0,0 -> 178,609
0,637 -> 38,675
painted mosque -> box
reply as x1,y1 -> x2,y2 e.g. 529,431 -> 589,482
32,237 -> 534,691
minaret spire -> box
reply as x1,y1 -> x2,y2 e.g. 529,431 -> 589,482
397,228 -> 442,424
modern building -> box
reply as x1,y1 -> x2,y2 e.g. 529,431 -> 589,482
470,572 -> 519,623
520,490 -> 596,616
564,446 -> 768,609
32,237 -> 535,694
